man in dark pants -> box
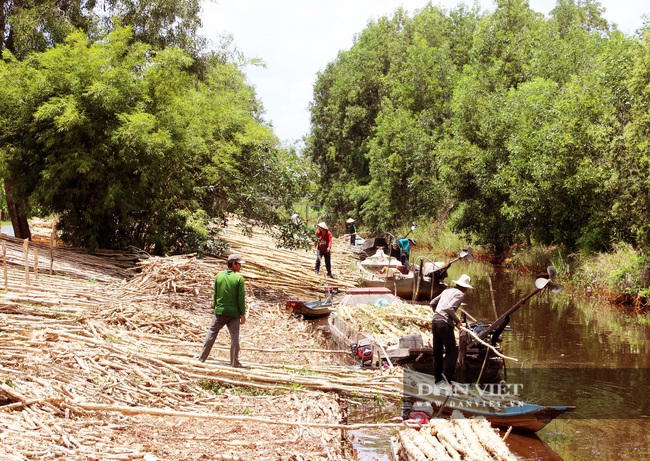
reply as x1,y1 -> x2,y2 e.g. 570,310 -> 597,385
430,274 -> 473,384
197,253 -> 247,367
314,222 -> 333,278
397,237 -> 416,274
346,218 -> 357,246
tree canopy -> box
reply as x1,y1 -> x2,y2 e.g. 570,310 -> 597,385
0,24 -> 308,253
0,0 -> 311,253
306,0 -> 650,253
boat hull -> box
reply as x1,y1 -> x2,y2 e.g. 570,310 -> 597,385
401,369 -> 575,432
285,300 -> 334,319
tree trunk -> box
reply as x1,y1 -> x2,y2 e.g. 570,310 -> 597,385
4,177 -> 31,240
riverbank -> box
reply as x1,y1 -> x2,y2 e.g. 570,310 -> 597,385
402,223 -> 650,315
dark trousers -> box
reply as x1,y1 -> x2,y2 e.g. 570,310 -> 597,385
198,314 -> 241,365
432,321 -> 458,383
400,254 -> 410,274
315,250 -> 332,275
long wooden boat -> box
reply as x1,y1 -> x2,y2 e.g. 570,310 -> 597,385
329,268 -> 564,385
400,369 -> 575,432
286,285 -> 340,319
357,248 -> 473,302
285,299 -> 336,319
327,287 -> 502,380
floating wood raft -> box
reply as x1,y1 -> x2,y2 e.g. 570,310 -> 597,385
392,416 -> 519,461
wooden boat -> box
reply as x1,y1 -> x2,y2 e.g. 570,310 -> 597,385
329,268 -> 564,385
327,287 -> 407,365
285,299 -> 336,319
285,285 -> 339,319
357,249 -> 414,298
358,248 -> 474,302
400,369 -> 575,432
327,286 -> 503,379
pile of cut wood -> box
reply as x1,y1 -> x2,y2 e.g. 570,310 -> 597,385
335,300 -> 432,346
394,415 -> 519,461
0,220 -> 404,460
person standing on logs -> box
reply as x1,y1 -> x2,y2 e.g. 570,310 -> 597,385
314,222 -> 333,278
430,274 -> 473,384
196,254 -> 247,368
346,218 -> 358,246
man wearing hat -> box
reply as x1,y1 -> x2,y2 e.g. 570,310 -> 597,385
429,274 -> 473,383
197,253 -> 247,367
314,222 -> 333,278
346,218 -> 357,246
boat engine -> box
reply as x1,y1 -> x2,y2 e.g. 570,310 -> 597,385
350,338 -> 373,365
403,401 -> 434,427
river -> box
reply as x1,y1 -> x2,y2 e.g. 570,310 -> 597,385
437,260 -> 650,460
323,259 -> 650,460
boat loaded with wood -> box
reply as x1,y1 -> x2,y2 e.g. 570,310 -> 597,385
329,267 -> 564,384
357,247 -> 474,302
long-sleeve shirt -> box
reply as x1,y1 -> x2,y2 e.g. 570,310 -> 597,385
430,287 -> 465,326
213,270 -> 246,317
398,238 -> 411,256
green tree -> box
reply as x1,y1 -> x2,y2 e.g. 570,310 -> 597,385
0,27 -> 305,253
623,26 -> 650,248
0,0 -> 205,240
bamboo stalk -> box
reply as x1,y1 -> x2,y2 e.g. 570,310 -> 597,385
75,402 -> 402,430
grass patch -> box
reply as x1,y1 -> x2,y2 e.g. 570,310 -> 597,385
572,242 -> 649,305
198,380 -> 286,396
502,244 -> 566,274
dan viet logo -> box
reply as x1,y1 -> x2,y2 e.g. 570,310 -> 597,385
412,382 -> 526,407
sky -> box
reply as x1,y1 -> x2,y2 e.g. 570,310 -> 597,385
200,1 -> 649,145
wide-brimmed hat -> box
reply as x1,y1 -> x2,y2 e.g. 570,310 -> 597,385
317,222 -> 328,230
453,274 -> 473,289
227,254 -> 246,264
346,218 -> 355,223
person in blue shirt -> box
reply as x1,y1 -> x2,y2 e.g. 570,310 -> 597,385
397,237 -> 416,274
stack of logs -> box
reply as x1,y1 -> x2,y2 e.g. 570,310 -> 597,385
394,416 -> 519,461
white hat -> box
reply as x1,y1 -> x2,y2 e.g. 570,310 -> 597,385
346,218 -> 355,223
453,274 -> 473,289
317,222 -> 328,230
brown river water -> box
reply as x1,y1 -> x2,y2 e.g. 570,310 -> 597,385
319,259 -> 650,460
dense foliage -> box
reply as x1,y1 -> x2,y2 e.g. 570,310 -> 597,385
306,0 -> 650,253
0,1 -> 309,253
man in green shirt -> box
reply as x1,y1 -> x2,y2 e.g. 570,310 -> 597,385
197,253 -> 247,367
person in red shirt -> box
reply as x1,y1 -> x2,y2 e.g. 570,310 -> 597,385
314,222 -> 333,278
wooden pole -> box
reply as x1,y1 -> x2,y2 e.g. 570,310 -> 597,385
50,229 -> 54,275
487,276 -> 499,320
33,248 -> 39,279
2,241 -> 6,290
23,238 -> 29,285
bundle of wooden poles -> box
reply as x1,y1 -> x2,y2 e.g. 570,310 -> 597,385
394,416 -> 519,461
335,299 -> 433,345
0,219 -> 409,460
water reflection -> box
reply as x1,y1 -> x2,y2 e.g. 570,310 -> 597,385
444,261 -> 650,460
313,259 -> 650,459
